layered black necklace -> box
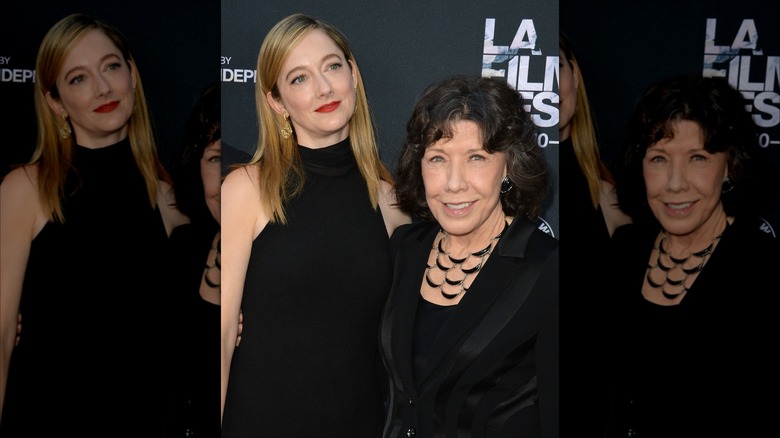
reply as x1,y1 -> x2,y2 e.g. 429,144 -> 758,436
204,235 -> 221,290
645,228 -> 724,300
425,220 -> 508,300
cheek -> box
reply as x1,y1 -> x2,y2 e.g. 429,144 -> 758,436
421,167 -> 440,193
200,165 -> 221,197
642,167 -> 663,194
700,172 -> 724,196
58,89 -> 88,113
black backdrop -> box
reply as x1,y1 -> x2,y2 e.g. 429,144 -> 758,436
561,0 -> 780,235
221,0 -> 560,238
1,0 -> 220,178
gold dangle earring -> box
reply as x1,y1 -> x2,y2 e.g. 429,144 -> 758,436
281,112 -> 293,139
59,113 -> 72,139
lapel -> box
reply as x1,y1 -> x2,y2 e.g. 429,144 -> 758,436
382,222 -> 438,398
413,218 -> 540,390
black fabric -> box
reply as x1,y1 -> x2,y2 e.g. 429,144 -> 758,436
221,138 -> 392,437
558,137 -> 611,243
604,217 -> 780,437
380,218 -> 559,438
165,220 -> 220,438
412,296 -> 456,389
1,138 -> 175,436
558,137 -> 614,436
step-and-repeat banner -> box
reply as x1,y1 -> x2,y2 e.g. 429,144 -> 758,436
221,0 -> 560,238
562,0 -> 780,235
0,0 -> 220,177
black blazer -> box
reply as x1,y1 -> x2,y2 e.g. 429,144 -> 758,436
379,218 -> 559,438
604,215 -> 780,437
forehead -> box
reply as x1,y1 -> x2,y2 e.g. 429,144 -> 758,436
648,119 -> 704,150
283,29 -> 342,67
61,29 -> 121,70
204,139 -> 222,151
429,120 -> 485,149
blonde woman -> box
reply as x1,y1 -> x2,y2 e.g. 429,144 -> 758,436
0,14 -> 187,434
220,13 -> 409,436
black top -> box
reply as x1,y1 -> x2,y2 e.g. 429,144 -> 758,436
166,219 -> 220,438
604,217 -> 780,437
558,137 -> 614,435
380,218 -> 559,438
559,137 -> 611,245
221,138 -> 392,437
1,138 -> 175,436
412,297 -> 456,389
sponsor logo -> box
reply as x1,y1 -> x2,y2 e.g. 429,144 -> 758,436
483,18 -> 557,149
704,18 -> 780,148
221,55 -> 256,83
537,217 -> 555,238
758,217 -> 776,238
483,18 -> 557,132
1,68 -> 35,83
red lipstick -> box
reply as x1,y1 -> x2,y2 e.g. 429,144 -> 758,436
316,101 -> 340,113
95,101 -> 119,113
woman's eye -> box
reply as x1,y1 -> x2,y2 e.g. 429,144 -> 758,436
327,63 -> 342,71
208,155 -> 222,163
291,75 -> 306,85
69,75 -> 85,85
106,62 -> 121,71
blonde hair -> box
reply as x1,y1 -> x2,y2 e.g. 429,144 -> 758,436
32,13 -> 165,222
249,13 -> 392,224
560,33 -> 613,209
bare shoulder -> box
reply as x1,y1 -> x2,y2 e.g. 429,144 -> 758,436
223,164 -> 260,195
1,165 -> 46,238
1,165 -> 41,213
157,179 -> 190,235
1,165 -> 38,194
378,180 -> 411,237
223,164 -> 267,238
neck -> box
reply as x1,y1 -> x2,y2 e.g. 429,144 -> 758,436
444,213 -> 507,258
663,211 -> 729,257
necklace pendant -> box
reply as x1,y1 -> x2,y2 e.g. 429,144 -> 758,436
657,255 -> 673,271
435,256 -> 453,271
448,254 -> 468,265
646,270 -> 663,288
441,288 -> 464,300
665,276 -> 685,287
669,254 -> 688,265
662,288 -> 686,300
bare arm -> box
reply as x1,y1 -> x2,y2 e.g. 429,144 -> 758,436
0,166 -> 46,417
599,179 -> 632,237
157,180 -> 191,237
377,180 -> 411,238
220,166 -> 268,422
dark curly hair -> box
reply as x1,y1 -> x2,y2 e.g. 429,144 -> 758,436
170,81 -> 221,222
394,75 -> 549,222
615,74 -> 768,225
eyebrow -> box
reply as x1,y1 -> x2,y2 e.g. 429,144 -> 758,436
425,145 -> 487,154
62,53 -> 122,80
284,53 -> 343,82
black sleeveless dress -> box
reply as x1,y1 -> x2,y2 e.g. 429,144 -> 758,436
222,138 -> 392,437
0,138 -> 175,436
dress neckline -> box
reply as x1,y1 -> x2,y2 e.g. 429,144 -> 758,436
75,136 -> 130,151
298,137 -> 356,177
